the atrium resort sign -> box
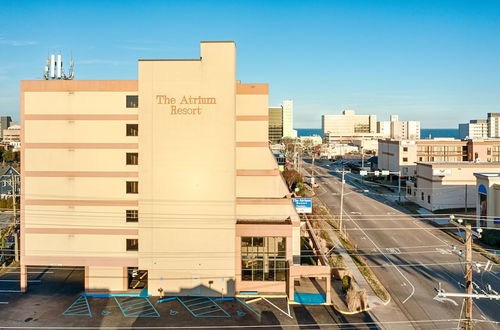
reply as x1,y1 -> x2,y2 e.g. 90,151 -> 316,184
156,95 -> 216,115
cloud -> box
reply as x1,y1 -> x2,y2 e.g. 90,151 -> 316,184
0,37 -> 38,46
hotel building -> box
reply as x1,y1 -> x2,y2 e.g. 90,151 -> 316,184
459,120 -> 489,140
21,42 -> 330,299
322,110 -> 379,143
378,138 -> 500,177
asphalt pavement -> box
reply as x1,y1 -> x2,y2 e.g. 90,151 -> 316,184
302,159 -> 500,330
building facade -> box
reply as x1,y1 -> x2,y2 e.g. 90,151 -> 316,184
475,173 -> 500,228
458,120 -> 488,140
268,100 -> 296,144
0,116 -> 12,140
21,42 -> 328,300
488,113 -> 500,138
321,110 -> 378,141
268,106 -> 283,144
406,162 -> 500,211
377,138 -> 500,177
377,115 -> 420,140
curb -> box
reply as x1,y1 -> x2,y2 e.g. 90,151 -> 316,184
332,294 -> 391,315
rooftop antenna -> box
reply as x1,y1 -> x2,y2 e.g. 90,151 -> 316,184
43,51 -> 75,80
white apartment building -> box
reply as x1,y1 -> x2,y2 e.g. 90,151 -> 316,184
322,110 -> 378,142
282,100 -> 296,138
488,113 -> 500,138
377,115 -> 420,140
458,120 -> 488,140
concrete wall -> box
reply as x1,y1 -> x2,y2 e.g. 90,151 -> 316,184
138,42 -> 237,297
21,81 -> 139,292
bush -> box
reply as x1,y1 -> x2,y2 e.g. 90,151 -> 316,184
342,276 -> 352,293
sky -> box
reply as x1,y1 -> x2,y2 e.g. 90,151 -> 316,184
0,0 -> 499,128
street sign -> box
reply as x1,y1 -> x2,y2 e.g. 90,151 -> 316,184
360,170 -> 368,176
381,170 -> 390,176
292,198 -> 312,214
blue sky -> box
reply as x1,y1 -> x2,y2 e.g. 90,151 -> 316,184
1,0 -> 499,128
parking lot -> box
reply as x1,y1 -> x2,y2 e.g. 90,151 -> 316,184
0,266 -> 378,329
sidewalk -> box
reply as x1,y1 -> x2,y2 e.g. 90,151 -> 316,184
324,225 -> 387,312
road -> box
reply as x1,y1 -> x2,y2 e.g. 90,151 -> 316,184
303,159 -> 500,330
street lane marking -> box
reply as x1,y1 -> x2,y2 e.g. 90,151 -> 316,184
386,248 -> 401,255
342,205 -> 416,304
435,248 -> 452,255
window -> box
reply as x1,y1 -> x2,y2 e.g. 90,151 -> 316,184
126,239 -> 138,251
126,181 -> 138,194
419,157 -> 423,161
427,195 -> 431,204
126,210 -> 138,222
402,157 -> 408,162
403,147 -> 408,152
126,124 -> 138,136
126,95 -> 138,108
126,153 -> 138,165
241,237 -> 286,282
421,192 -> 424,201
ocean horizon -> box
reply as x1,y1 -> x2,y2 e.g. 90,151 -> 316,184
295,128 -> 459,139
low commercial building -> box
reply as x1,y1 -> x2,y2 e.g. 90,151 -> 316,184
21,41 -> 329,301
475,173 -> 500,228
298,135 -> 322,146
406,162 -> 500,211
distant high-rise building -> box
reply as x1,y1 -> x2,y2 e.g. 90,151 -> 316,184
0,116 -> 12,140
268,100 -> 296,144
321,110 -> 378,142
268,106 -> 283,143
377,115 -> 420,140
282,100 -> 295,138
458,119 -> 488,140
488,113 -> 500,138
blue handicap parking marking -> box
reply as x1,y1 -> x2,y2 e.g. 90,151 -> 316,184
114,296 -> 160,318
236,310 -> 247,316
62,295 -> 92,317
177,296 -> 231,318
170,309 -> 180,315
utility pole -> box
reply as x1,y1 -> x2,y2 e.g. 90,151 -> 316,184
10,173 -> 19,262
465,184 -> 468,213
311,150 -> 315,186
397,170 -> 401,202
339,169 -> 346,239
448,215 -> 482,330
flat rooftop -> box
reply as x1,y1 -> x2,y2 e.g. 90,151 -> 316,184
474,173 -> 500,178
417,162 -> 500,166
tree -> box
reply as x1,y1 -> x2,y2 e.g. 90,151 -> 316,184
282,169 -> 303,191
3,150 -> 14,163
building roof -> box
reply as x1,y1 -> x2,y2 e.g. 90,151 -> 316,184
417,162 -> 500,169
474,173 -> 500,178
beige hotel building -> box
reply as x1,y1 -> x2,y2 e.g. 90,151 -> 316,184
20,41 -> 329,300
